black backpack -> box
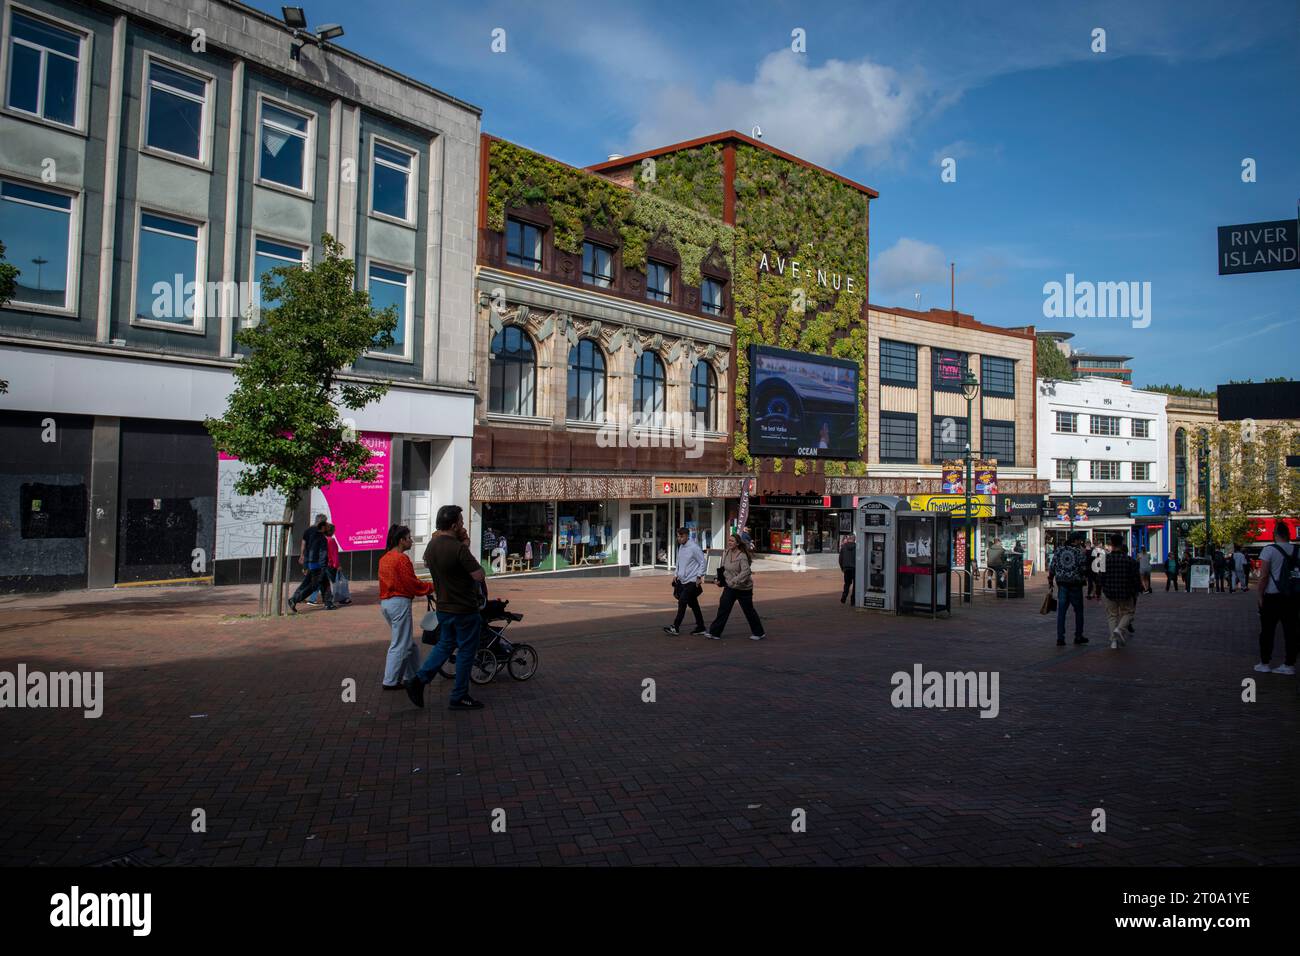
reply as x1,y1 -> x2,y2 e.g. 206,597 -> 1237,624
1273,544 -> 1300,597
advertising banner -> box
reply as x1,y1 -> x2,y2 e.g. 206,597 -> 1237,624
215,453 -> 287,560
310,432 -> 391,551
974,458 -> 998,495
748,345 -> 860,459
941,460 -> 964,494
737,476 -> 753,532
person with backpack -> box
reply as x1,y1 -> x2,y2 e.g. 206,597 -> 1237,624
838,534 -> 856,604
707,532 -> 765,641
1254,523 -> 1299,675
1100,533 -> 1143,649
1048,531 -> 1088,646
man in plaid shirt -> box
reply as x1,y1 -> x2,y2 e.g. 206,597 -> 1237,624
1100,533 -> 1144,649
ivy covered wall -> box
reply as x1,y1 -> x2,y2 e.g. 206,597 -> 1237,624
639,143 -> 871,476
485,138 -> 732,287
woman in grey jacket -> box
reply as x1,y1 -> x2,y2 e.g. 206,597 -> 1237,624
707,532 -> 766,640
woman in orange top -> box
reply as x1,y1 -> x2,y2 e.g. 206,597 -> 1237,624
379,524 -> 433,690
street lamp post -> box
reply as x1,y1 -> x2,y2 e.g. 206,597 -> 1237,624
960,370 -> 980,604
1065,457 -> 1078,535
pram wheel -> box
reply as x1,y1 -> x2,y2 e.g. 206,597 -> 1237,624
506,643 -> 538,681
437,649 -> 499,684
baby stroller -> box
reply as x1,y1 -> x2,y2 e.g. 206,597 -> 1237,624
432,598 -> 539,684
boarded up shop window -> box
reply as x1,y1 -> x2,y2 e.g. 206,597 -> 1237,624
20,483 -> 87,539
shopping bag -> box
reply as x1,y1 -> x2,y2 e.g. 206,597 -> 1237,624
333,570 -> 351,604
420,597 -> 440,645
1039,588 -> 1057,615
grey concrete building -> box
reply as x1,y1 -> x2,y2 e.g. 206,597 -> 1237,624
0,0 -> 480,590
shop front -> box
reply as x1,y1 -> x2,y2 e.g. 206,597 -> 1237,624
907,494 -> 995,570
1043,496 -> 1136,560
991,494 -> 1045,574
1130,495 -> 1177,562
479,498 -> 619,576
629,479 -> 720,569
735,495 -> 855,556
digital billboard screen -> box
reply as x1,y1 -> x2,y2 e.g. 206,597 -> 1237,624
748,345 -> 860,459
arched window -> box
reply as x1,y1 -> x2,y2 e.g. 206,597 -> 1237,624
633,351 -> 666,427
691,361 -> 717,432
567,339 -> 606,422
1174,428 -> 1187,505
488,326 -> 536,416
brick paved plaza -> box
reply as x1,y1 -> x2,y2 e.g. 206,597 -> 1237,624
1,570 -> 1296,867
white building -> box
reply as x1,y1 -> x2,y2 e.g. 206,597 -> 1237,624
1036,376 -> 1170,558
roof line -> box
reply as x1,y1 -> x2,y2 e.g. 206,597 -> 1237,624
867,303 -> 1036,341
586,130 -> 879,199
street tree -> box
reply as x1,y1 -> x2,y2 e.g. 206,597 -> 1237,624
205,234 -> 397,614
1189,420 -> 1300,550
1036,336 -> 1073,381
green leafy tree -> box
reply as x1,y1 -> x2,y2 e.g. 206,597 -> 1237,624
1036,337 -> 1073,380
0,239 -> 18,394
1144,383 -> 1215,399
1189,420 -> 1300,551
205,234 -> 397,614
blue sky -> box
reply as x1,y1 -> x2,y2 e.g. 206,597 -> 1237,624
259,0 -> 1298,389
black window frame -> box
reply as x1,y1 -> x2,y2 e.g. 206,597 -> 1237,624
700,276 -> 724,315
980,355 -> 1015,398
633,351 -> 667,425
981,419 -> 1015,465
931,414 -> 969,463
690,361 -> 717,432
581,240 -> 613,288
488,325 -> 537,417
879,411 -> 918,463
505,217 -> 543,271
646,260 -> 672,303
879,339 -> 918,388
566,338 -> 606,422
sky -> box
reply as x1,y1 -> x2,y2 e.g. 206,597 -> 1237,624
255,0 -> 1299,389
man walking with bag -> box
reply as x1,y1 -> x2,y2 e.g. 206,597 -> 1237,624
1101,533 -> 1143,649
288,514 -> 336,613
406,505 -> 489,710
1048,532 -> 1088,646
665,528 -> 707,635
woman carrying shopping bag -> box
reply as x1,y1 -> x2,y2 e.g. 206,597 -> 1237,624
706,532 -> 766,641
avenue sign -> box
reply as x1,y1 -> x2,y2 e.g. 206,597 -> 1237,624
1217,218 -> 1299,275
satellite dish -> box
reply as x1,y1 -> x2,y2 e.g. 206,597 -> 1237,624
752,125 -> 763,140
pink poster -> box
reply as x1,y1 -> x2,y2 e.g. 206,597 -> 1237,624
311,432 -> 391,551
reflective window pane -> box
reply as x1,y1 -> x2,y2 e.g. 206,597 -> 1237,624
0,180 -> 73,308
6,43 -> 41,113
368,265 -> 408,353
146,63 -> 205,159
259,106 -> 307,189
136,214 -> 200,323
372,162 -> 409,219
253,239 -> 304,316
13,13 -> 81,57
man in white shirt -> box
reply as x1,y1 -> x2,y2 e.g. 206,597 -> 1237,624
1254,524 -> 1299,675
1231,546 -> 1249,593
665,528 -> 708,636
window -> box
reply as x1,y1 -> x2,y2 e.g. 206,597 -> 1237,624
931,414 -> 968,463
879,412 -> 917,463
489,326 -> 536,417
932,349 -> 967,392
1132,418 -> 1150,438
880,340 -> 917,387
258,99 -> 311,192
1055,459 -> 1077,480
582,241 -> 612,288
506,218 -> 542,271
633,351 -> 667,426
252,238 -> 305,321
1175,428 -> 1187,504
700,277 -> 724,315
1055,411 -> 1077,433
982,419 -> 1015,465
371,140 -> 415,222
691,361 -> 717,432
1090,414 -> 1120,436
144,59 -> 208,161
135,212 -> 202,326
6,10 -> 84,127
1092,460 -> 1120,481
366,264 -> 410,357
0,179 -> 74,309
647,261 -> 671,303
567,339 -> 606,422
480,501 -> 556,575
1132,461 -> 1151,481
981,355 -> 1015,397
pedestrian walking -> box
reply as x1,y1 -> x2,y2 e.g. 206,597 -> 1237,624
1232,546 -> 1249,593
307,523 -> 350,606
1087,541 -> 1106,600
1212,547 -> 1227,593
707,532 -> 765,641
406,505 -> 489,710
838,534 -> 856,604
378,524 -> 432,690
1137,548 -> 1152,593
1253,523 -> 1300,675
1179,549 -> 1192,592
1048,531 -> 1088,646
288,514 -> 336,613
1101,533 -> 1143,649
665,528 -> 708,635
1165,550 -> 1180,591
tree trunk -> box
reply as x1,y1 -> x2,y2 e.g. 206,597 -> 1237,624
272,500 -> 295,617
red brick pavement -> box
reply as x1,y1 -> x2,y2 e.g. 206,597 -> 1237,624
0,571 -> 1296,866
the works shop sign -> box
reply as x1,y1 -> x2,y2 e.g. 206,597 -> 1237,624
1217,218 -> 1299,275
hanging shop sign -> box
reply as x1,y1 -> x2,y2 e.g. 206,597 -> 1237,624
654,477 -> 708,498
997,494 -> 1045,517
1216,218 -> 1299,275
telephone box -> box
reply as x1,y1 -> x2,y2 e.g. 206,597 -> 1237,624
855,496 -> 907,611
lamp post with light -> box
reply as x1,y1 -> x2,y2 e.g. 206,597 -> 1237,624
960,369 -> 980,604
1065,457 -> 1078,535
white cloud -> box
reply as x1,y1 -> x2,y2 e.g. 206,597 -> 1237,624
872,238 -> 949,297
625,50 -> 925,168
